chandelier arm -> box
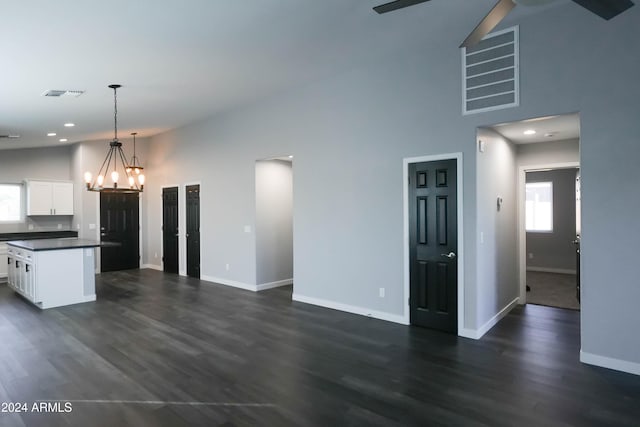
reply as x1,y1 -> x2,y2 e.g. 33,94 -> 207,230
92,146 -> 113,188
117,146 -> 137,189
104,147 -> 116,180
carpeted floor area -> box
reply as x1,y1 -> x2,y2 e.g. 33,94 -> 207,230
527,271 -> 580,310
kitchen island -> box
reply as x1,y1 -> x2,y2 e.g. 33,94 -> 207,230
6,238 -> 100,309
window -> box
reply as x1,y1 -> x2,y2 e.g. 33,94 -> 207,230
0,184 -> 22,222
526,181 -> 553,232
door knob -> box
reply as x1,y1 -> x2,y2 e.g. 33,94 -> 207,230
440,252 -> 457,259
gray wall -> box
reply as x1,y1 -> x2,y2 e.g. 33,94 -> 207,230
141,5 -> 639,366
255,160 -> 293,285
0,145 -> 73,233
476,128 -> 519,327
526,169 -> 578,272
517,139 -> 579,166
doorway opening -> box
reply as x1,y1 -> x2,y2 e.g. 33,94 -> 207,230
255,157 -> 293,293
523,167 -> 580,310
487,112 -> 581,311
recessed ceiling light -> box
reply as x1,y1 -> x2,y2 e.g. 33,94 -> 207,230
59,138 -> 68,142
288,155 -> 293,159
523,129 -> 536,135
47,132 -> 57,136
64,123 -> 75,127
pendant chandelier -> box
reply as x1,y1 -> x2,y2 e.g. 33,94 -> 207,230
84,84 -> 145,193
126,132 -> 144,176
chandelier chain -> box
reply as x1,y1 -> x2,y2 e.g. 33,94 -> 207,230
113,86 -> 118,141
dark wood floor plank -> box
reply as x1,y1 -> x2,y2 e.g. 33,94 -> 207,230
1,270 -> 639,426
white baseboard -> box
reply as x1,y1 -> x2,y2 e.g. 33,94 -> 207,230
256,279 -> 293,291
141,264 -> 163,271
580,350 -> 640,376
460,297 -> 519,340
527,267 -> 576,275
292,293 -> 409,325
201,274 -> 257,292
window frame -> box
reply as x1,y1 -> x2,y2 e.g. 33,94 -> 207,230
0,183 -> 25,224
525,181 -> 553,233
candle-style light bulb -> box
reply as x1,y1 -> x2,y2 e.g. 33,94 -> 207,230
97,175 -> 104,186
111,171 -> 119,183
138,174 -> 145,186
84,171 -> 92,184
128,176 -> 135,187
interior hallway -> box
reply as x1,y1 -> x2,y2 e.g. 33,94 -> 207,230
527,271 -> 580,310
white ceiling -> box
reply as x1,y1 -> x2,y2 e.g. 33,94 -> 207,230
490,112 -> 580,144
1,0 -> 573,150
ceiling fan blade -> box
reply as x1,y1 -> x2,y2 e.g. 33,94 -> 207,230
459,0 -> 516,49
373,0 -> 431,14
570,0 -> 634,19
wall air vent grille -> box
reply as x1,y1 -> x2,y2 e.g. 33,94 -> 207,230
462,26 -> 519,115
42,89 -> 85,97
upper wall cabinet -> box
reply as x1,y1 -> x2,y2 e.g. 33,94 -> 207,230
26,180 -> 74,216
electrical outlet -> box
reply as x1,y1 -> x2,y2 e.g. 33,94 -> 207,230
225,263 -> 230,271
528,253 -> 533,259
28,224 -> 34,230
154,252 -> 158,259
379,288 -> 385,298
89,224 -> 96,230
57,224 -> 62,230
244,225 -> 251,233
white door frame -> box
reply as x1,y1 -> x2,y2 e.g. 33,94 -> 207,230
517,162 -> 579,303
403,152 -> 465,334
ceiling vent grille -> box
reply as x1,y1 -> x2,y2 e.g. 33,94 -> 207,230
42,89 -> 85,97
462,26 -> 519,115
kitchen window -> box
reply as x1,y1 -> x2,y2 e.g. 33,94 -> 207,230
0,184 -> 22,222
525,181 -> 553,232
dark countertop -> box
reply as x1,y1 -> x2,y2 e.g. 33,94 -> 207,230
0,231 -> 78,242
7,238 -> 101,252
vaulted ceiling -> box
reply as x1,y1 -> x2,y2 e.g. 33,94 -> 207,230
1,0 -> 572,150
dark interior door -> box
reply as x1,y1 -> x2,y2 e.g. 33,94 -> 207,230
186,184 -> 201,278
100,192 -> 139,272
162,187 -> 179,274
409,160 -> 458,333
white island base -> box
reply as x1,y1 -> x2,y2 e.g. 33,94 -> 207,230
7,239 -> 98,309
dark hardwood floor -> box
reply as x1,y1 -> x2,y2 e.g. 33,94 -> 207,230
1,270 -> 639,426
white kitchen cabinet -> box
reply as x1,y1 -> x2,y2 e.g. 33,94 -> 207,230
7,239 -> 97,309
0,243 -> 7,282
26,180 -> 74,216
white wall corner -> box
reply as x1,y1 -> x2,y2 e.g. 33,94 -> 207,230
141,264 -> 163,271
463,297 -> 519,340
292,293 -> 409,325
580,350 -> 640,376
201,275 -> 258,292
256,279 -> 293,291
